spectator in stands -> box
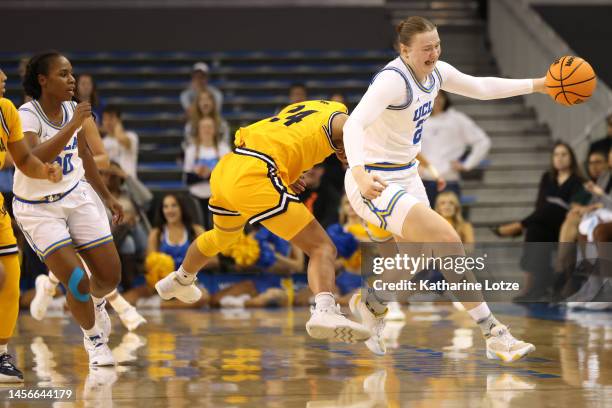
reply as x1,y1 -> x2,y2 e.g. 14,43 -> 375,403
186,89 -> 230,147
183,117 -> 231,230
588,114 -> 612,156
420,90 -> 491,204
299,164 -> 342,228
101,105 -> 139,178
494,142 -> 586,300
76,73 -> 103,124
565,149 -> 612,309
558,149 -> 611,264
288,83 -> 307,104
434,191 -> 474,245
330,92 -> 345,104
123,194 -> 211,309
101,162 -> 148,290
180,62 -> 222,114
586,150 -> 608,182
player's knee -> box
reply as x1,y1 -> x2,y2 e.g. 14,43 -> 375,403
593,224 -> 608,242
197,229 -> 241,257
67,267 -> 91,302
434,227 -> 462,245
97,270 -> 121,292
309,237 -> 337,261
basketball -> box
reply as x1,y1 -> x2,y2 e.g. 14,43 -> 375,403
545,56 -> 597,106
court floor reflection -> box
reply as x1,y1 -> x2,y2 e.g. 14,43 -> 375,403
1,304 -> 611,407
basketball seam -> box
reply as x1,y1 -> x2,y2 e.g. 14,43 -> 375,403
562,60 -> 585,82
559,56 -> 571,105
546,76 -> 595,88
559,90 -> 592,98
547,66 -> 560,82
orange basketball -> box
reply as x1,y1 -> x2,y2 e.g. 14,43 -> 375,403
545,56 -> 597,106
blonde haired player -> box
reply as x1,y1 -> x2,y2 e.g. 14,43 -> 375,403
344,16 -> 546,361
0,68 -> 63,382
156,100 -> 371,342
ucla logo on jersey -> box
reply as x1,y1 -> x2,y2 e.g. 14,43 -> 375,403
63,136 -> 77,151
413,101 -> 433,122
412,101 -> 433,144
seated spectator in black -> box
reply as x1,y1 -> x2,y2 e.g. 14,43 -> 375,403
185,89 -> 230,148
101,105 -> 139,179
556,149 -> 611,283
585,150 -> 608,182
123,194 -> 212,309
493,142 -> 586,300
588,114 -> 612,156
420,91 -> 491,204
183,117 -> 231,230
76,73 -> 103,124
180,62 -> 223,114
289,83 -> 307,104
101,162 -> 148,290
299,164 -> 342,228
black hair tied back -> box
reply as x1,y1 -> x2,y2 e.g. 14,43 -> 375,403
22,50 -> 62,99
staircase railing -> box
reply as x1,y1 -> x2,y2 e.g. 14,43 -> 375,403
488,0 -> 612,159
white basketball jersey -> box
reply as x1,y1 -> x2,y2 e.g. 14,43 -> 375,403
363,57 -> 442,165
13,100 -> 85,199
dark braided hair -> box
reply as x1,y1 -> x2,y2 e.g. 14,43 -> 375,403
22,51 -> 62,100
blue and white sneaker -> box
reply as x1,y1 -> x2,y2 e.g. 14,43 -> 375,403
83,335 -> 115,367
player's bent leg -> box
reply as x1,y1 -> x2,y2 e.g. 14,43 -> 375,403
45,247 -> 114,366
0,255 -> 24,383
277,215 -> 370,343
156,215 -> 246,304
79,244 -> 123,340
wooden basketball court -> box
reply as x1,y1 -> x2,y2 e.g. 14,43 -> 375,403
2,305 -> 610,407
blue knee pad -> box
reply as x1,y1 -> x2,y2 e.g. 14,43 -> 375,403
68,267 -> 90,302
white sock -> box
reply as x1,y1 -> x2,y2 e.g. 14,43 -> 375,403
175,265 -> 196,285
82,325 -> 100,338
0,344 -> 7,355
365,291 -> 388,316
91,296 -> 105,308
314,292 -> 335,309
467,302 -> 491,322
106,289 -> 132,314
467,303 -> 500,336
48,272 -> 60,286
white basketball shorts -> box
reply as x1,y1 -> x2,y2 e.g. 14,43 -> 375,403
344,161 -> 429,237
13,181 -> 113,261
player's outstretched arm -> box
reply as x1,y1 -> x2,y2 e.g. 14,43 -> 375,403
437,60 -> 546,100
